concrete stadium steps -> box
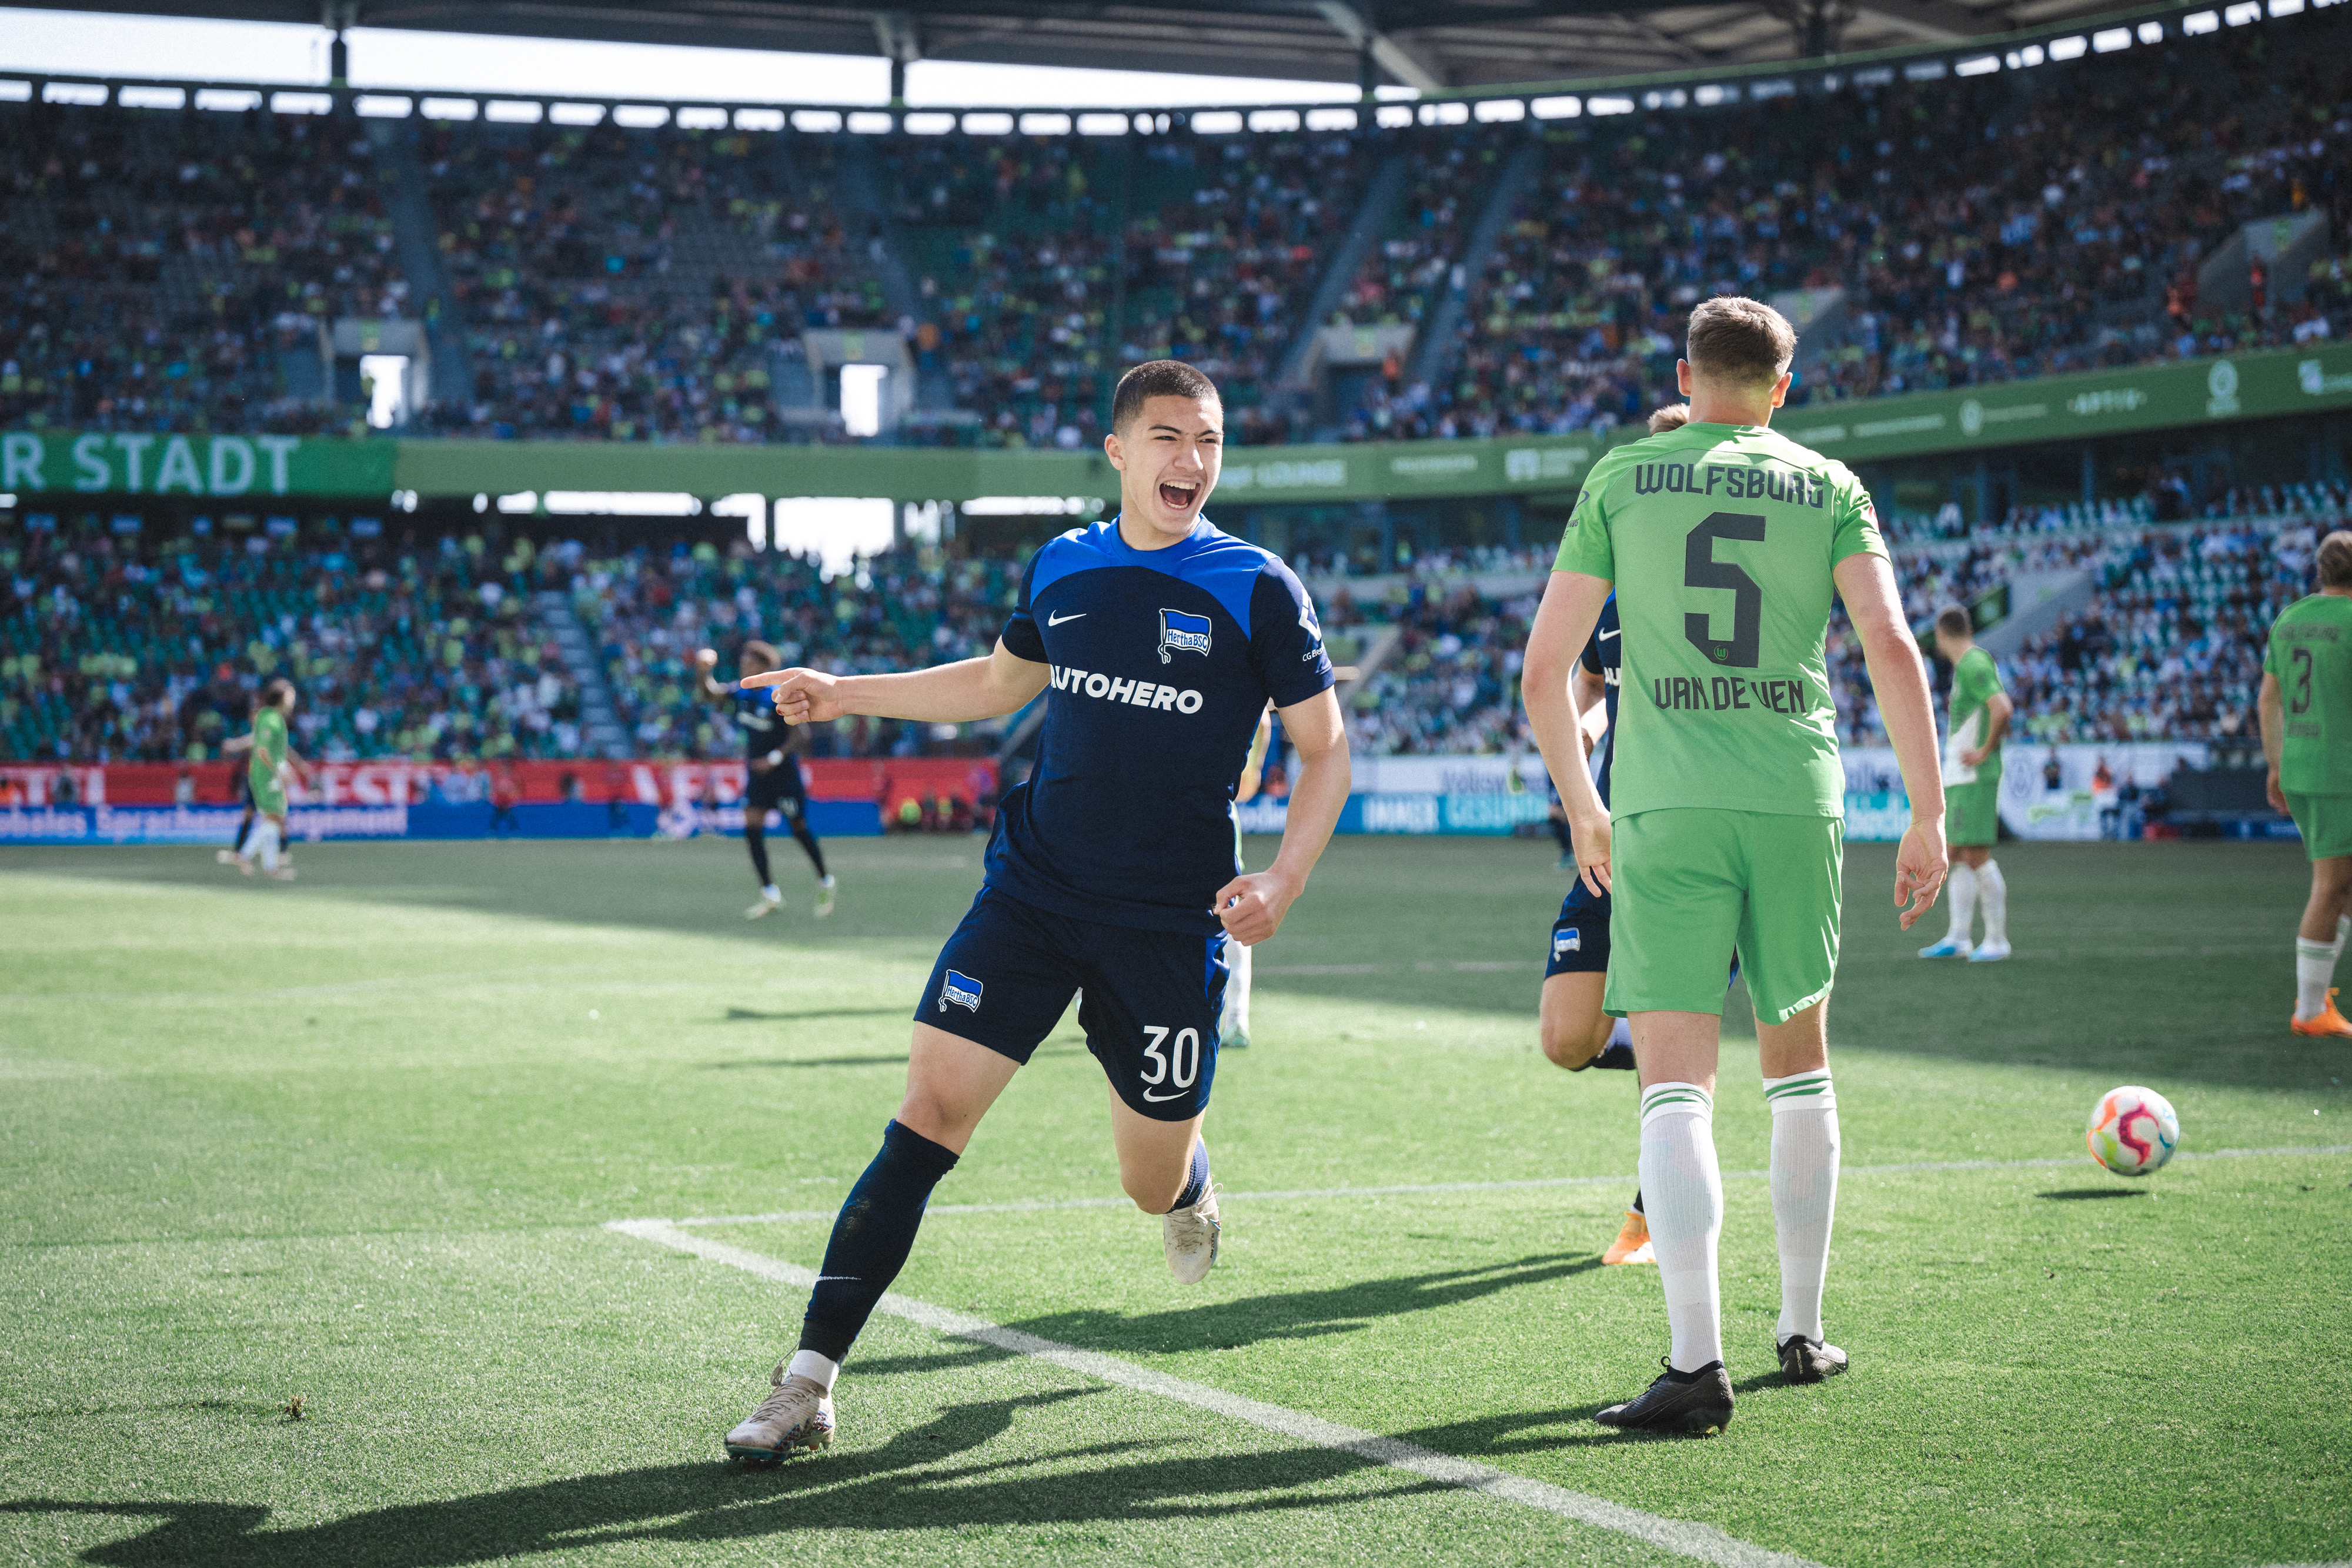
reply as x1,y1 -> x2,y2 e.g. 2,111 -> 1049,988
533,590 -> 630,758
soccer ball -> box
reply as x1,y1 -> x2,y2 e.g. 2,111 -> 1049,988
2086,1085 -> 2180,1177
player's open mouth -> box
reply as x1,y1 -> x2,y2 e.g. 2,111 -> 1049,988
1158,480 -> 1200,511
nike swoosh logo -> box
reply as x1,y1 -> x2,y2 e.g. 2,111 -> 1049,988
815,1275 -> 860,1283
1597,628 -> 1620,641
1047,611 -> 1086,626
1142,1088 -> 1187,1103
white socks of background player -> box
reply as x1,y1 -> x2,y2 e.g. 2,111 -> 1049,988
1227,939 -> 1253,1035
1638,1082 -> 1722,1373
1976,860 -> 2007,947
2293,914 -> 2350,1021
1941,863 -> 1979,947
250,819 -> 281,873
1763,1069 -> 1840,1346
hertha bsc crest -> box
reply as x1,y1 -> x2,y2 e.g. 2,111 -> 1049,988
1157,609 -> 1212,664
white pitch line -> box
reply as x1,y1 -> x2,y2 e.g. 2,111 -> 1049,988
605,1218 -> 1820,1568
670,1142 -> 2352,1229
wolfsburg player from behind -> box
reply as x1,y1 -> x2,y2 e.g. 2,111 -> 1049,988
719,360 -> 1349,1463
1918,604 -> 2015,961
2261,528 -> 2352,1038
1525,296 -> 1946,1435
233,678 -> 305,882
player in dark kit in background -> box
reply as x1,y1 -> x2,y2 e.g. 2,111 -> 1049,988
719,359 -> 1351,1463
696,640 -> 835,919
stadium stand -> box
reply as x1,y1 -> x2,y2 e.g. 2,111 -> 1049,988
0,517 -> 584,763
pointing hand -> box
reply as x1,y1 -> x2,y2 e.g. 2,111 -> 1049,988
740,667 -> 843,726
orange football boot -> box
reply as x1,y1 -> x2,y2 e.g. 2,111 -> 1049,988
1603,1208 -> 1655,1265
2291,988 -> 2352,1038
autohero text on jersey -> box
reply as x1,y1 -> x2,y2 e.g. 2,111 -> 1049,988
1050,664 -> 1207,714
1652,673 -> 1815,714
1633,460 -> 1827,509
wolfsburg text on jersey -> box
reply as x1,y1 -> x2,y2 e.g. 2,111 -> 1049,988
1631,459 -> 1828,507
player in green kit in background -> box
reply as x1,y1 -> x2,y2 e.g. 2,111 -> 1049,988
235,678 -> 302,882
1525,296 -> 1947,1434
2261,529 -> 2352,1038
1919,604 -> 2014,961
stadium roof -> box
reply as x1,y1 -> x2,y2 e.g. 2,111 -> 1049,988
44,0 -> 2183,91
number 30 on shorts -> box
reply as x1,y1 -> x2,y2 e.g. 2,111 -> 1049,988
1140,1025 -> 1203,1091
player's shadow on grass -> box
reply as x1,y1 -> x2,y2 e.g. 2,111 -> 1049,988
717,1006 -> 908,1023
2035,1188 -> 2150,1200
1,1390 -> 1457,1565
1003,1251 -> 1604,1353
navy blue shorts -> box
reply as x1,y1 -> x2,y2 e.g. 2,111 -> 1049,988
917,887 -> 1229,1122
1545,880 -> 1611,978
744,760 -> 807,821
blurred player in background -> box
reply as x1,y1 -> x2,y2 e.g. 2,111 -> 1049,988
228,679 -> 304,881
2261,529 -> 2352,1037
1919,605 -> 2014,961
1528,297 -> 1945,1434
697,642 -> 834,919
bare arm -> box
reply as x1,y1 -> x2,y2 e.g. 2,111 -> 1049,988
1217,687 -> 1348,945
743,640 -> 1051,726
1524,570 -> 1614,897
1835,551 -> 1947,928
2260,670 -> 2287,813
692,648 -> 731,705
1234,705 -> 1274,804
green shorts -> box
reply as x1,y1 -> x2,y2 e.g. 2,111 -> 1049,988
1605,808 -> 1844,1026
250,770 -> 286,817
1949,774 -> 2002,848
2286,791 -> 2352,860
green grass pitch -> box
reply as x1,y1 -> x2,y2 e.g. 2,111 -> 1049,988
1,833 -> 2347,1567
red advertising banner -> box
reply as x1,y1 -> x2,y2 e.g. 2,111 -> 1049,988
0,757 -> 997,817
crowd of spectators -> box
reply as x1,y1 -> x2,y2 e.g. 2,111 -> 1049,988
568,538 -> 1021,755
1,517 -> 583,763
2,96 -> 402,437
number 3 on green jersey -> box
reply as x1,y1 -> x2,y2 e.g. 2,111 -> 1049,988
1552,423 -> 1887,820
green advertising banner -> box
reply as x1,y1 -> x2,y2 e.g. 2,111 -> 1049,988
9,342 -> 2352,507
0,430 -> 395,499
1776,340 -> 2352,466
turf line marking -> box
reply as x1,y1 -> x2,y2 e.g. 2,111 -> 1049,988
605,1218 -> 1821,1568
670,1143 -> 2352,1228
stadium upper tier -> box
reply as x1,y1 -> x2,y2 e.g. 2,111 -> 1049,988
5,8 -> 2349,448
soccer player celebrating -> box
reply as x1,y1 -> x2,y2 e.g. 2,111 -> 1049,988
694,641 -> 835,919
2260,529 -> 2352,1037
233,679 -> 305,882
1919,604 -> 2014,961
720,360 -> 1348,1461
1524,297 -> 1946,1435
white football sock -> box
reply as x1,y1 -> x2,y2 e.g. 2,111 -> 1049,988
1976,860 -> 2007,945
2334,914 -> 2348,964
786,1348 -> 840,1392
1942,863 -> 1977,944
1763,1069 -> 1840,1345
254,820 -> 281,873
1606,1015 -> 1632,1049
1638,1081 -> 1722,1373
761,884 -> 781,901
1228,938 -> 1253,1032
2295,939 -> 2338,1021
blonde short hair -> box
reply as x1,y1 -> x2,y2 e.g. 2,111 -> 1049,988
1647,403 -> 1690,435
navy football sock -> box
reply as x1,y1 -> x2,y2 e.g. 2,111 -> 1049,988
799,1120 -> 959,1363
790,818 -> 829,879
1168,1138 -> 1211,1213
744,826 -> 773,888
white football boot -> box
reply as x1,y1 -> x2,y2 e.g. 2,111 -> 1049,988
814,875 -> 837,918
1163,1184 -> 1222,1284
746,885 -> 783,920
724,1363 -> 834,1462
1967,938 -> 2012,962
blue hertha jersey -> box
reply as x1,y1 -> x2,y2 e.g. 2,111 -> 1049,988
1576,593 -> 1621,807
730,683 -> 787,761
990,517 -> 1335,934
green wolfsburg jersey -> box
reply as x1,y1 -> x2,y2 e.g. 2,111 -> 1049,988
2264,592 -> 2352,795
250,706 -> 287,783
1948,644 -> 2006,775
1553,420 -> 1886,818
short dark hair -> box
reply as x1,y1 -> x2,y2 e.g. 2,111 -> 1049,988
1112,359 -> 1221,435
1686,296 -> 1797,389
1935,605 -> 1973,640
2321,530 -> 2352,589
741,640 -> 780,668
261,677 -> 296,708
1647,403 -> 1690,435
